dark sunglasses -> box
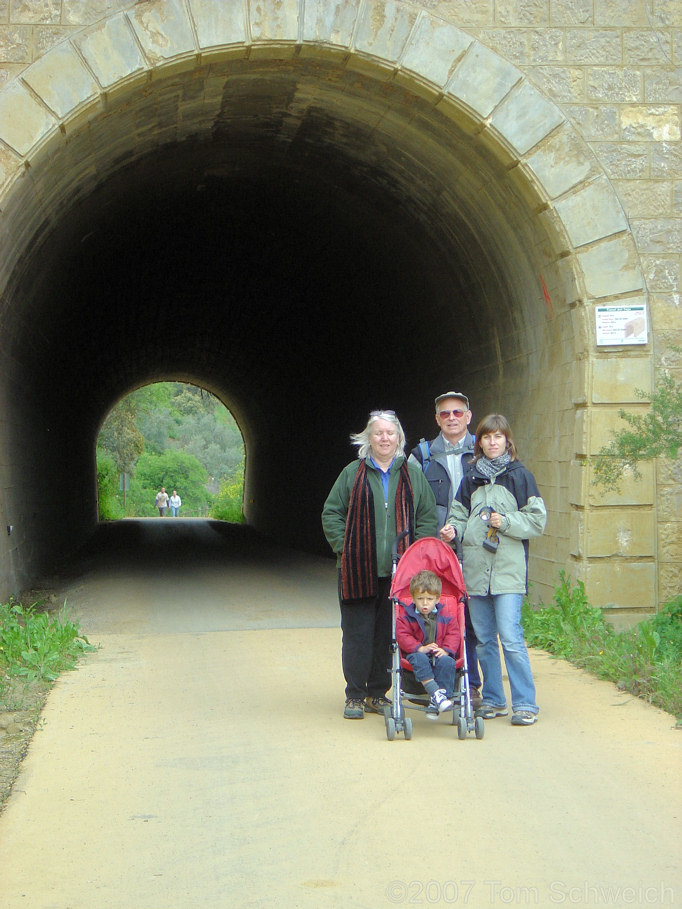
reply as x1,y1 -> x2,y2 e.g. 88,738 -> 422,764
438,409 -> 466,418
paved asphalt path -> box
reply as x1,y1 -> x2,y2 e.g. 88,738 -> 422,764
0,520 -> 679,908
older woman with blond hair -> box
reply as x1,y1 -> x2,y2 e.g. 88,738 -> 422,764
322,410 -> 437,720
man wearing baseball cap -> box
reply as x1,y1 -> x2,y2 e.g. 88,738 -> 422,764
409,392 -> 475,525
409,391 -> 482,703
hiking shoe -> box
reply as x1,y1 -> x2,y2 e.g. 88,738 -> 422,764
364,696 -> 392,715
429,688 -> 454,716
511,710 -> 538,726
343,698 -> 365,719
475,705 -> 509,719
470,687 -> 483,709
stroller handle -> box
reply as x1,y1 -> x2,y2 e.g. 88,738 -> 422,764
391,530 -> 410,569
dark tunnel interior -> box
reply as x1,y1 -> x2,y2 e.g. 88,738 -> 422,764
1,56 -> 557,591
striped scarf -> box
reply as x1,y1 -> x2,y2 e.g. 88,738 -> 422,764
340,460 -> 415,603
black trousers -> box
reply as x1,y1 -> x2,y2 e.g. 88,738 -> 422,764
339,574 -> 392,700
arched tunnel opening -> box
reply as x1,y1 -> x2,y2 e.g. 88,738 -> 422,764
1,54 -> 571,600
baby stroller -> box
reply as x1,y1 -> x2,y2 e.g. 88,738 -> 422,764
385,535 -> 484,741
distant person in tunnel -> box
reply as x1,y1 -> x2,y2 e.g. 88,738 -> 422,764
408,391 -> 482,707
440,414 -> 546,726
155,487 -> 169,516
322,410 -> 438,720
169,490 -> 182,517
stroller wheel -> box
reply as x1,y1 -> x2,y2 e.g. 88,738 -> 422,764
457,716 -> 468,740
404,717 -> 413,740
385,716 -> 396,741
475,715 -> 485,739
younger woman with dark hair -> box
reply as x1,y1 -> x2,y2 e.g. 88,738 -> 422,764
440,414 -> 546,726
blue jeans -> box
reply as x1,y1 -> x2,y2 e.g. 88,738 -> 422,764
468,593 -> 538,714
406,652 -> 456,698
170,506 -> 179,516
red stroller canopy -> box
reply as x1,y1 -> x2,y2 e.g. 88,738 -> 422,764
390,536 -> 467,604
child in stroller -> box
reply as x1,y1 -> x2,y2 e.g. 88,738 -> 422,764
385,536 -> 484,740
396,570 -> 458,719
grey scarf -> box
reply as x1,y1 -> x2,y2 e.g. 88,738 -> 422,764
476,452 -> 511,480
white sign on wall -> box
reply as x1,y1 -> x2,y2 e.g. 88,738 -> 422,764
595,304 -> 648,346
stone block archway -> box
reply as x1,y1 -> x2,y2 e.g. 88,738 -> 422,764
0,0 -> 670,618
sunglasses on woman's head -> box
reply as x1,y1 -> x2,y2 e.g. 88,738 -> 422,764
439,409 -> 466,418
370,409 -> 396,417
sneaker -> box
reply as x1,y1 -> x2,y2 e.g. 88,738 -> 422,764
364,696 -> 392,714
343,698 -> 365,719
475,705 -> 509,719
511,710 -> 538,726
429,688 -> 454,716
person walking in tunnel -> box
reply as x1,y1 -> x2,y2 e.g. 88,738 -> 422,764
408,391 -> 483,707
155,486 -> 169,516
322,410 -> 438,720
169,490 -> 181,517
440,414 -> 546,726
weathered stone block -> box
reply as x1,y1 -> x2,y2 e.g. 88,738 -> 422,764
658,516 -> 681,554
567,29 -> 621,65
624,30 -> 673,64
587,460 -> 654,506
652,141 -> 682,178
596,141 -> 650,179
641,257 -> 680,291
549,0 -> 592,26
645,68 -> 682,103
9,0 -> 60,25
0,79 -> 55,155
496,0 -> 549,26
528,28 -> 564,64
631,217 -> 682,254
75,14 -> 147,87
302,0 -> 360,46
584,509 -> 655,557
591,355 -> 652,403
354,0 -> 417,62
401,14 -> 471,87
64,1 -> 126,28
584,561 -> 657,611
490,78 -> 564,155
578,236 -> 644,297
615,180 -> 672,218
128,0 -> 195,65
528,65 -> 585,102
554,176 -> 628,248
650,292 -> 682,330
22,44 -> 98,119
659,563 -> 682,604
587,68 -> 642,102
0,26 -> 30,64
190,0 -> 248,48
569,509 -> 584,556
446,41 -> 520,117
564,104 -> 620,140
594,0 -> 650,27
622,105 -> 681,141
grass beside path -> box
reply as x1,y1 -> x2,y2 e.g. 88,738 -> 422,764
0,597 -> 97,811
523,572 -> 682,725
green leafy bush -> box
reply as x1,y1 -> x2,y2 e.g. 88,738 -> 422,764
523,577 -> 682,722
210,462 -> 245,523
0,599 -> 96,686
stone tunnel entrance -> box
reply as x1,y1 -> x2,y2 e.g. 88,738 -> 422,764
0,4 -> 657,615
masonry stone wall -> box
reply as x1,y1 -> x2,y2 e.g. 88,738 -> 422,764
0,0 -> 679,616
